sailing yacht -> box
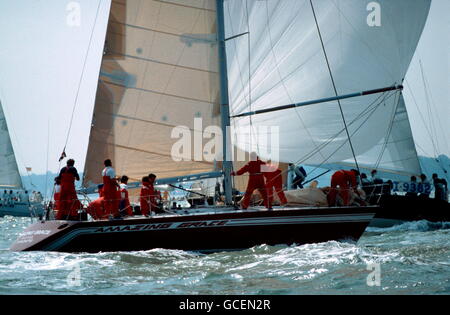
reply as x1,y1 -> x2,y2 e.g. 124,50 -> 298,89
0,101 -> 44,217
11,0 -> 433,252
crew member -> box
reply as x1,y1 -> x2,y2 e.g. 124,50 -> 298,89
119,175 -> 133,216
406,176 -> 418,197
148,173 -> 161,213
263,162 -> 287,206
58,159 -> 82,219
419,174 -> 430,198
289,163 -> 306,189
432,173 -> 448,201
87,184 -> 105,220
2,190 -> 7,207
370,170 -> 383,184
8,190 -> 14,207
53,177 -> 61,217
20,190 -> 30,205
231,153 -> 271,210
102,159 -> 120,218
328,169 -> 360,206
140,176 -> 151,216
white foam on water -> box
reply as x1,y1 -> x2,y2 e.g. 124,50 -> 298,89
367,220 -> 450,233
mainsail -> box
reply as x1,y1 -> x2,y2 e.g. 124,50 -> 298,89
224,0 -> 431,171
84,0 -> 221,186
0,101 -> 23,188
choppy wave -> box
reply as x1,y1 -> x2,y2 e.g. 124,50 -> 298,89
366,220 -> 450,233
0,216 -> 449,294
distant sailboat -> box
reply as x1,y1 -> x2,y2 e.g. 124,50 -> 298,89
0,101 -> 44,217
12,0 -> 436,252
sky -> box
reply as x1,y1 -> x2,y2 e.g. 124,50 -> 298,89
0,0 -> 449,179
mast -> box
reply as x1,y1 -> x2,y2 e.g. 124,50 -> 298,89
216,0 -> 233,205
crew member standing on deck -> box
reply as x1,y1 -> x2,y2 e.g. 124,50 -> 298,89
58,159 -> 82,219
140,176 -> 151,216
263,162 -> 287,206
148,173 -> 161,214
102,159 -> 120,218
53,177 -> 61,217
119,175 -> 133,216
2,190 -> 7,207
231,153 -> 271,210
328,169 -> 360,206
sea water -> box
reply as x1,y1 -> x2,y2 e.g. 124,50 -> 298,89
0,216 -> 449,295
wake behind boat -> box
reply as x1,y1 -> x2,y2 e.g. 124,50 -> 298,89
10,205 -> 375,253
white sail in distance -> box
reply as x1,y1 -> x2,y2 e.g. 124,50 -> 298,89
0,101 -> 23,188
83,0 -> 221,186
224,0 -> 431,171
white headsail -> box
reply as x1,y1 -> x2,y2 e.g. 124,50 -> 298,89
225,0 -> 431,172
0,101 -> 23,188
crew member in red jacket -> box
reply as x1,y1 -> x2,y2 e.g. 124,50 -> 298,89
87,184 -> 105,220
53,176 -> 61,217
58,159 -> 82,220
148,173 -> 161,213
328,169 -> 360,206
140,176 -> 151,216
232,153 -> 271,210
119,175 -> 133,216
102,159 -> 119,218
263,162 -> 288,206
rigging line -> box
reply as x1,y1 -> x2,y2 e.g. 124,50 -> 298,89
63,0 -> 102,153
45,119 -> 50,201
225,2 -> 251,114
375,91 -> 401,169
420,59 -> 449,155
299,90 -> 397,176
419,59 -> 439,155
302,92 -> 393,175
269,90 -> 393,186
268,91 -> 392,187
245,0 -> 259,154
309,0 -> 359,172
403,79 -> 437,154
294,90 -> 390,166
329,0 -> 396,83
263,0 -> 327,162
230,0 -> 308,115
